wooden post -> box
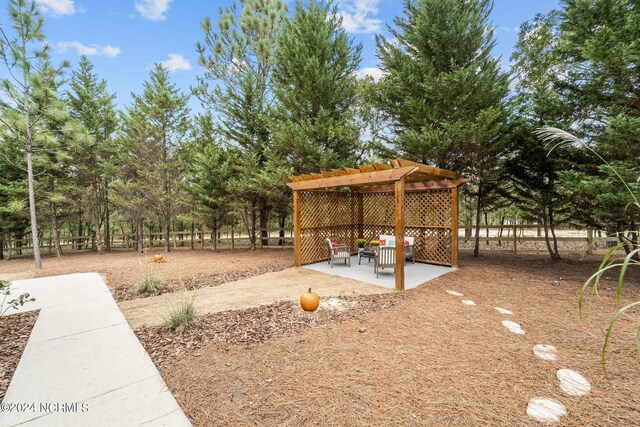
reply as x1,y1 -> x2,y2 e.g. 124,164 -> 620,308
512,223 -> 517,254
394,178 -> 405,291
293,190 -> 302,266
357,193 -> 364,240
587,228 -> 593,255
231,227 -> 235,250
451,187 -> 459,268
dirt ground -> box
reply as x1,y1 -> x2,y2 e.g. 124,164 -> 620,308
154,252 -> 640,426
120,268 -> 393,329
0,311 -> 38,401
0,248 -> 294,296
2,249 -> 640,425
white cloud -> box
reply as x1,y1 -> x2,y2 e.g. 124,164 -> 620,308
135,0 -> 172,21
160,53 -> 192,72
36,0 -> 75,16
357,67 -> 384,82
338,0 -> 382,34
55,41 -> 121,57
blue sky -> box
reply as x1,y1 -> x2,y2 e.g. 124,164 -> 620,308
4,0 -> 560,111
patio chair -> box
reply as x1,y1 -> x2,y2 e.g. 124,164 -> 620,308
325,238 -> 351,268
375,246 -> 396,278
379,234 -> 415,264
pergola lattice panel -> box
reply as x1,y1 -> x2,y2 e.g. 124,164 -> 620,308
299,191 -> 358,265
300,189 -> 454,266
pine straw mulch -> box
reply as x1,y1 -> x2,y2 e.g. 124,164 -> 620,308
0,310 -> 38,401
113,264 -> 290,302
152,253 -> 640,426
135,293 -> 406,370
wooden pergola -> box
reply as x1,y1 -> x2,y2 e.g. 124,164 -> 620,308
287,158 -> 468,291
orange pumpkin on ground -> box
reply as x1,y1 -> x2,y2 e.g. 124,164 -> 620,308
300,288 -> 320,312
153,253 -> 164,263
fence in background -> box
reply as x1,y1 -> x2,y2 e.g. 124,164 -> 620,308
1,224 -> 632,257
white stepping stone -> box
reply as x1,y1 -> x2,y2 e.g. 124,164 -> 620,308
526,398 -> 567,423
557,369 -> 591,396
533,344 -> 558,361
446,290 -> 464,297
461,299 -> 476,305
495,307 -> 513,315
502,320 -> 525,335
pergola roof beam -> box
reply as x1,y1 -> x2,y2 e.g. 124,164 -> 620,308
287,166 -> 419,191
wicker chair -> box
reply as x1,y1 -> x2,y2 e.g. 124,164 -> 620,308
326,238 -> 351,268
375,246 -> 396,278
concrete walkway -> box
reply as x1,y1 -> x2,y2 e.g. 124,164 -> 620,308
0,273 -> 191,427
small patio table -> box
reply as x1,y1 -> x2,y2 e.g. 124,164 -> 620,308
358,248 -> 376,264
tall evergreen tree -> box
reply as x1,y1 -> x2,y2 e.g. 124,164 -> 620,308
270,0 -> 363,173
131,64 -> 190,252
0,0 -> 65,268
67,56 -> 117,254
195,0 -> 288,249
554,0 -> 640,254
376,0 -> 509,256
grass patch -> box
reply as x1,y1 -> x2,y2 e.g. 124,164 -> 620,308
134,269 -> 165,294
165,298 -> 196,333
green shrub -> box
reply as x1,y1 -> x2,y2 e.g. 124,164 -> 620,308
165,298 -> 196,333
134,270 -> 165,294
1,280 -> 36,317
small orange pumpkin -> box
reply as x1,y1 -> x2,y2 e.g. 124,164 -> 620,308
300,288 -> 320,312
153,253 -> 164,263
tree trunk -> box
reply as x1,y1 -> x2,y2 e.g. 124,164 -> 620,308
259,204 -> 269,246
91,179 -> 103,254
104,182 -> 111,251
473,181 -> 483,258
548,206 -> 561,260
50,202 -> 63,257
278,214 -> 286,246
77,212 -> 83,250
163,218 -> 171,253
542,209 -> 561,261
136,219 -> 145,253
0,232 -> 4,260
24,80 -> 42,269
190,221 -> 195,250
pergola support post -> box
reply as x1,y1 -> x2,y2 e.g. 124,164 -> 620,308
357,193 -> 364,240
293,190 -> 302,267
394,178 -> 405,291
452,187 -> 459,268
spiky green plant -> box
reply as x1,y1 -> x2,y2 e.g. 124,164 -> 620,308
536,126 -> 640,371
134,269 -> 165,294
165,298 -> 196,333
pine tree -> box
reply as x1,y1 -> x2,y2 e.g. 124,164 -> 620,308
195,0 -> 288,250
270,0 -> 363,173
507,12 -> 572,260
554,0 -> 640,254
376,0 -> 509,257
181,113 -> 234,250
0,0 -> 65,268
131,64 -> 190,252
67,56 -> 118,254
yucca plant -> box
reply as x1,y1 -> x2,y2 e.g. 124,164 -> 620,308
536,127 -> 640,371
165,298 -> 196,333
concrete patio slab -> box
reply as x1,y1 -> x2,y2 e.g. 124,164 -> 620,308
0,273 -> 190,427
303,255 -> 453,289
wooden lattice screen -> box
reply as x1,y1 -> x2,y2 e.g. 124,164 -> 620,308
299,189 -> 454,266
